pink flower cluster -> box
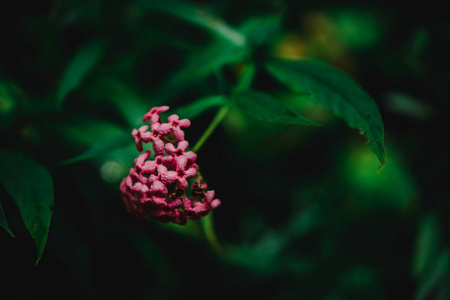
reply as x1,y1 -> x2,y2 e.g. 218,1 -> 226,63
120,106 -> 221,225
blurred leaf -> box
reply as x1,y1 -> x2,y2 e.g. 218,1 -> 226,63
56,40 -> 106,107
285,203 -> 324,238
59,135 -> 130,165
224,232 -> 284,277
132,232 -> 177,283
327,8 -> 386,51
158,40 -> 248,103
0,83 -> 16,115
410,29 -> 429,57
0,202 -> 14,237
139,0 -> 246,47
0,81 -> 20,130
235,90 -> 319,125
173,94 -> 227,120
239,14 -> 281,47
0,150 -> 54,264
415,251 -> 450,300
340,265 -> 377,289
49,211 -> 98,298
58,117 -> 131,164
413,215 -> 441,278
386,92 -> 432,120
234,64 -> 255,94
266,58 -> 385,166
94,79 -> 150,127
342,144 -> 416,212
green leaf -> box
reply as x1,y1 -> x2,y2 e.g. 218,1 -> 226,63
158,40 -> 248,104
139,0 -> 246,47
90,79 -> 150,127
239,14 -> 281,47
56,40 -> 106,107
0,150 -> 54,264
59,135 -> 130,165
57,117 -> 131,164
266,58 -> 385,165
235,90 -> 319,125
234,64 -> 255,94
415,250 -> 450,300
0,202 -> 14,237
413,214 -> 441,278
325,8 -> 386,51
341,144 -> 416,212
173,95 -> 226,120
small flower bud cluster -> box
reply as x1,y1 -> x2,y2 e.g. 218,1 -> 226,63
120,106 -> 220,225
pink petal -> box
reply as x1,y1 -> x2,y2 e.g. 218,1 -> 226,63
120,177 -> 129,193
204,190 -> 215,203
140,131 -> 153,142
131,182 -> 149,194
161,155 -> 174,165
175,156 -> 188,171
184,151 -> 197,163
141,161 -> 157,174
149,196 -> 167,207
165,143 -> 176,155
134,151 -> 151,169
178,119 -> 191,128
177,178 -> 188,189
149,180 -> 168,196
184,166 -> 197,178
168,199 -> 182,209
138,125 -> 149,133
157,163 -> 168,175
155,123 -> 172,135
210,199 -> 221,209
125,174 -> 134,189
173,127 -> 185,141
160,170 -> 178,184
178,140 -> 189,152
167,114 -> 179,123
143,106 -> 169,123
148,174 -> 159,184
152,138 -> 165,155
130,168 -> 148,185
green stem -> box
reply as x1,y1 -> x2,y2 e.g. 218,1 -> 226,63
192,105 -> 230,152
193,105 -> 230,254
201,213 -> 222,255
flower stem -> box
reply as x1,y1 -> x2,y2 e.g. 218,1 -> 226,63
201,213 -> 222,255
192,105 -> 230,153
193,105 -> 229,254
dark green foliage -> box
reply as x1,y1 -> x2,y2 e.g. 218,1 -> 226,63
1,0 -> 449,299
266,59 -> 385,165
235,90 -> 318,125
0,150 -> 54,264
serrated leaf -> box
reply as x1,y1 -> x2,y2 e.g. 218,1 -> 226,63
0,150 -> 54,264
173,95 -> 227,120
0,202 -> 14,237
266,58 -> 385,165
56,40 -> 105,107
235,90 -> 319,125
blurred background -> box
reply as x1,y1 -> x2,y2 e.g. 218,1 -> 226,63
1,0 -> 449,299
